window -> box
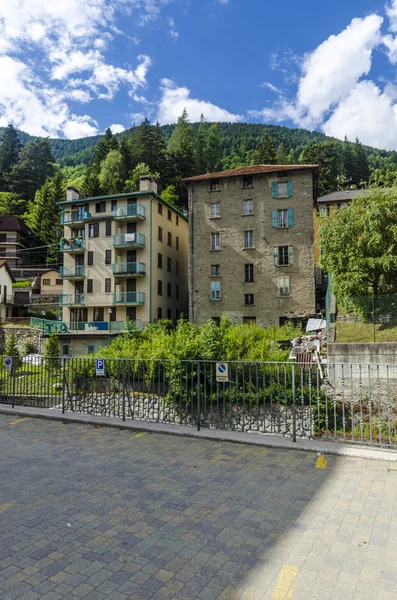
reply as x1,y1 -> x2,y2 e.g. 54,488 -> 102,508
277,182 -> 288,198
105,221 -> 112,236
87,345 -> 95,354
272,208 -> 293,229
111,199 -> 117,211
274,246 -> 294,266
158,202 -> 163,215
88,251 -> 94,266
110,307 -> 116,322
245,264 -> 254,283
176,260 -> 179,275
158,253 -> 163,269
167,308 -> 172,319
243,199 -> 253,215
105,250 -> 111,264
243,176 -> 253,188
244,230 -> 254,249
244,293 -> 254,305
211,264 -> 220,276
243,317 -> 256,326
87,279 -> 93,293
278,276 -> 290,297
56,279 -> 62,285
209,180 -> 219,191
210,203 -> 220,218
158,226 -> 163,241
211,232 -> 220,251
167,282 -> 172,297
167,257 -> 172,273
105,278 -> 111,293
210,281 -> 221,300
176,284 -> 179,299
272,180 -> 293,199
176,215 -> 179,226
96,201 -> 106,213
167,232 -> 172,247
94,307 -> 104,321
0,234 -> 6,242
62,345 -> 70,356
42,279 -> 50,285
158,280 -> 163,296
167,209 -> 172,221
319,204 -> 330,216
158,307 -> 162,320
176,236 -> 179,251
89,223 -> 99,238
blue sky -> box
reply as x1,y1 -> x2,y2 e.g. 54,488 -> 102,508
1,0 -> 397,148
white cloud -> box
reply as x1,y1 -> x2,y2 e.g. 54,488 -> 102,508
260,82 -> 283,94
386,0 -> 397,32
109,123 -> 125,133
168,17 -> 179,40
156,79 -> 242,124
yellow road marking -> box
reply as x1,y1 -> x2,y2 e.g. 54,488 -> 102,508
272,565 -> 299,599
316,455 -> 327,469
130,432 -> 145,439
9,418 -> 29,425
0,503 -> 13,513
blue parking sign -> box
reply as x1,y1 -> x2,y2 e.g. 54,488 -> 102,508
96,359 -> 105,377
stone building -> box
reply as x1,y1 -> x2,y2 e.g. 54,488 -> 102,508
184,164 -> 319,327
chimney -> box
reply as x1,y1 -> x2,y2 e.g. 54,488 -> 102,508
66,186 -> 81,202
139,175 -> 158,195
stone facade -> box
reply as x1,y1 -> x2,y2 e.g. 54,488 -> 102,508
186,166 -> 318,327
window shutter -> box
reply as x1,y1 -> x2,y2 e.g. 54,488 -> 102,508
288,246 -> 294,265
287,180 -> 294,197
272,210 -> 278,228
288,208 -> 294,227
271,182 -> 277,198
273,247 -> 279,266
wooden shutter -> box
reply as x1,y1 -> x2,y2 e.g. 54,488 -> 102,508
273,247 -> 279,266
288,208 -> 294,227
287,180 -> 294,197
271,182 -> 277,198
288,246 -> 295,265
272,210 -> 278,228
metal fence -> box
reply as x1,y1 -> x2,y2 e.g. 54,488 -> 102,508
1,357 -> 397,448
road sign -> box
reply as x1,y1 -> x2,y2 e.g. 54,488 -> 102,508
4,357 -> 12,372
96,359 -> 105,377
216,362 -> 228,382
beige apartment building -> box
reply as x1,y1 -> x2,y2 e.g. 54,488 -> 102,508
184,164 -> 319,327
57,177 -> 188,355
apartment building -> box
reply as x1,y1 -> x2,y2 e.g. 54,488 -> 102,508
0,216 -> 31,268
184,164 -> 319,327
57,177 -> 188,355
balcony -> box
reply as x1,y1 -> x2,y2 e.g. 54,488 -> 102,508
112,232 -> 145,249
60,210 -> 91,225
60,266 -> 86,279
59,294 -> 85,306
30,318 -> 143,334
112,291 -> 145,305
112,262 -> 146,276
60,238 -> 86,252
114,204 -> 145,220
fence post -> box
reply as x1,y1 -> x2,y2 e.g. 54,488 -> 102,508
122,360 -> 126,422
197,361 -> 201,432
62,358 -> 66,414
292,363 -> 296,443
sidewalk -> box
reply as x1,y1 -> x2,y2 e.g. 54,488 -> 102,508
1,402 -> 397,462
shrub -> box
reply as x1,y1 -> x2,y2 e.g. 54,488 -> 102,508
43,333 -> 61,371
5,332 -> 21,370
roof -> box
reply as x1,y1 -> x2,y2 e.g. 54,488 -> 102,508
182,164 -> 319,183
40,269 -> 61,277
0,216 -> 31,236
318,189 -> 371,203
0,260 -> 16,283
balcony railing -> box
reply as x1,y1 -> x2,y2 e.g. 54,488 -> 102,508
60,238 -> 86,252
112,291 -> 145,305
113,204 -> 145,220
30,318 -> 143,334
60,210 -> 91,225
112,262 -> 146,276
59,294 -> 85,306
112,232 -> 145,248
60,266 -> 86,279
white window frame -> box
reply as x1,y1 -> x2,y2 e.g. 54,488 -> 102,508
277,182 -> 288,198
278,209 -> 288,228
278,276 -> 290,297
211,232 -> 221,251
210,202 -> 220,218
210,281 -> 221,301
244,230 -> 254,249
243,199 -> 253,215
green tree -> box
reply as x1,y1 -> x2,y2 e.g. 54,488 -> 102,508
133,119 -> 156,170
256,133 -> 276,164
168,109 -> 195,177
43,333 -> 61,371
119,138 -> 135,182
80,166 -> 101,198
319,188 -> 397,306
0,192 -> 25,216
152,122 -> 168,184
275,143 -> 286,165
8,138 -> 55,203
195,114 -> 208,174
92,127 -> 118,171
207,123 -> 221,172
301,141 -> 343,195
98,150 -> 125,194
125,163 -> 160,192
161,185 -> 179,207
353,138 -> 370,186
0,124 -> 22,191
5,332 -> 21,370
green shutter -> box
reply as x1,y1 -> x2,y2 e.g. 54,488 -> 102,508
272,210 -> 278,228
273,247 -> 279,266
288,180 -> 294,197
271,182 -> 277,198
288,246 -> 294,265
288,208 -> 294,227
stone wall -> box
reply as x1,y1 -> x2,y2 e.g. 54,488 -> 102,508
0,327 -> 43,354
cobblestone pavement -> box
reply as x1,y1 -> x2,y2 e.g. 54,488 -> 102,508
0,416 -> 397,600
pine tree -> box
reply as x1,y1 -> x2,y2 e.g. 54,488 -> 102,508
256,133 -> 276,164
0,124 -> 22,191
168,109 -> 195,178
5,332 -> 21,370
152,122 -> 167,183
195,114 -> 208,175
9,138 -> 55,203
81,166 -> 101,198
275,143 -> 286,165
99,150 -> 125,194
353,138 -> 370,187
133,118 -> 156,170
207,123 -> 221,172
92,127 -> 118,171
43,333 -> 60,371
119,137 -> 135,182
